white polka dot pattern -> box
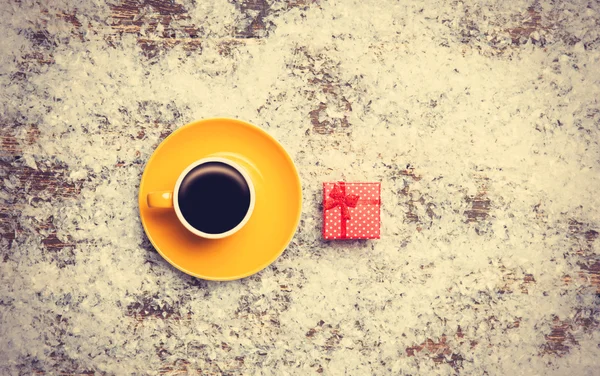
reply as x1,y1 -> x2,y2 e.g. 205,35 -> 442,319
322,182 -> 380,240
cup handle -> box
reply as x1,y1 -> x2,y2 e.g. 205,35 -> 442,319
147,191 -> 174,208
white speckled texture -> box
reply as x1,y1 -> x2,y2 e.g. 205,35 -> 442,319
1,0 -> 599,374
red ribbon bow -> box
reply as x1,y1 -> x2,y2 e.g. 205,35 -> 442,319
324,183 -> 359,220
324,182 -> 361,238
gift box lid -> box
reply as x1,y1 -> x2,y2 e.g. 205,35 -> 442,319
323,182 -> 380,240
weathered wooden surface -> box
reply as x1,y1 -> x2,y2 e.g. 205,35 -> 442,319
1,0 -> 599,374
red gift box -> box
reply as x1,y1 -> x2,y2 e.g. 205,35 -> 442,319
323,182 -> 381,240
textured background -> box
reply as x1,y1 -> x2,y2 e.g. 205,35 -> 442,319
1,0 -> 599,374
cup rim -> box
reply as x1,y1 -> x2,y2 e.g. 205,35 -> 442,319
173,157 -> 256,239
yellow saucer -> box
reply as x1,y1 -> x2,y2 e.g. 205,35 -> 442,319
138,118 -> 302,281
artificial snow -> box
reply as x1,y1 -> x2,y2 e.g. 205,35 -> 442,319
1,0 -> 599,374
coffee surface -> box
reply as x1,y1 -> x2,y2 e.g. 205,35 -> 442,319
178,162 -> 251,234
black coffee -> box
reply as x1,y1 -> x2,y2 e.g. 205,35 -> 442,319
178,162 -> 251,234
